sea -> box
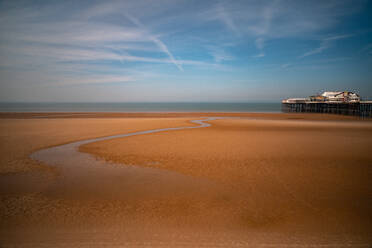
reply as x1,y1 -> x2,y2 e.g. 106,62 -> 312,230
0,102 -> 281,113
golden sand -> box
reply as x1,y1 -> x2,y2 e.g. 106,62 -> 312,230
0,117 -> 194,173
0,113 -> 371,247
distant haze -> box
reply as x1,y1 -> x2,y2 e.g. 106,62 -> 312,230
0,0 -> 372,102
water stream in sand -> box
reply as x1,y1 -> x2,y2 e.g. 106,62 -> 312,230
29,118 -> 223,199
20,117 -> 372,247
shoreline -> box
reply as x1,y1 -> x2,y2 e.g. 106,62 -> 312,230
0,111 -> 369,121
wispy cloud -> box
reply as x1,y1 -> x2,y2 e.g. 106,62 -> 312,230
125,14 -> 183,71
215,3 -> 240,36
255,38 -> 265,50
279,57 -> 353,71
253,37 -> 266,58
252,53 -> 265,58
54,75 -> 134,86
324,34 -> 353,41
300,42 -> 330,58
360,43 -> 372,55
246,1 -> 277,37
281,63 -> 291,69
206,46 -> 234,62
202,0 -> 363,40
300,34 -> 353,58
0,0 -> 201,89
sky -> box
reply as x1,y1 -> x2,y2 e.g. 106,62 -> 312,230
0,0 -> 371,102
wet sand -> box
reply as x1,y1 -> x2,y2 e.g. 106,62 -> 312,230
0,113 -> 371,247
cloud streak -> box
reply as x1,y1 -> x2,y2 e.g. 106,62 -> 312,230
125,14 -> 183,71
300,34 -> 353,58
215,3 -> 240,36
252,53 -> 265,58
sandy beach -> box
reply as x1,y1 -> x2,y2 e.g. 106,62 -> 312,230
0,113 -> 371,247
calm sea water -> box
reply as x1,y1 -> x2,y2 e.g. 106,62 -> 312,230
0,102 -> 281,112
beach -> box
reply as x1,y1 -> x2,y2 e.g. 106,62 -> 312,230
0,113 -> 371,247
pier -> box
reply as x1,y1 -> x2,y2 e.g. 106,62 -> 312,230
282,91 -> 372,117
282,101 -> 372,117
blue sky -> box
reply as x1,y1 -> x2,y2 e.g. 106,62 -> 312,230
0,0 -> 371,102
